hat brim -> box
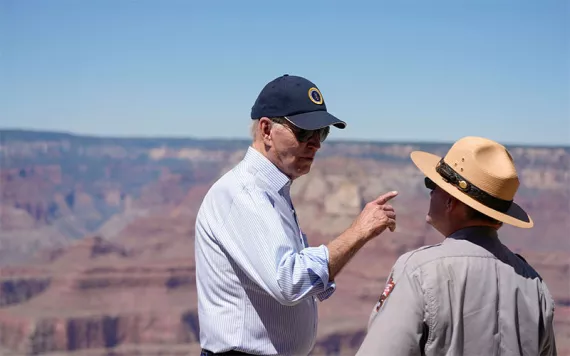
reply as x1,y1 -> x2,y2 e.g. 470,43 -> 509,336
285,111 -> 346,130
410,151 -> 533,229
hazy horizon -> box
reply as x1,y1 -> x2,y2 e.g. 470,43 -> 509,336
1,127 -> 569,148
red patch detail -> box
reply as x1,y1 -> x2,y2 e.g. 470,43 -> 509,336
375,276 -> 395,312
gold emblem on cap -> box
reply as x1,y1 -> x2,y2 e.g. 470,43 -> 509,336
458,180 -> 468,189
308,87 -> 324,105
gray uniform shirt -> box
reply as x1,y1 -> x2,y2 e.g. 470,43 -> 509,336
356,226 -> 557,356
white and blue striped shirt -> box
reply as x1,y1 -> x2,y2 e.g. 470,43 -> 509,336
195,146 -> 336,355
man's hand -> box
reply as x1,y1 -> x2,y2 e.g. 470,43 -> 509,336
326,191 -> 398,281
350,191 -> 398,241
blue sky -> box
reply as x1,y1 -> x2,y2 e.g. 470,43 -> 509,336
1,0 -> 568,145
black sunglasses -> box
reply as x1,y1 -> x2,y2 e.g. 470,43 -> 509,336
425,177 -> 437,190
270,117 -> 330,143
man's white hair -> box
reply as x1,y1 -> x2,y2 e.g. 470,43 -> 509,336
251,119 -> 260,140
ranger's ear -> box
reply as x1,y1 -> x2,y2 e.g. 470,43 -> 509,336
446,197 -> 453,209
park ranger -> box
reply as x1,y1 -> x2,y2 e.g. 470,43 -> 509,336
356,136 -> 557,356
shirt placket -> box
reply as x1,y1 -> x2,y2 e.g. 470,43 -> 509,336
283,184 -> 305,249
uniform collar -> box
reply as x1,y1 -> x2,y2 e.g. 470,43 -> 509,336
447,226 -> 499,240
243,146 -> 292,191
446,226 -> 501,253
445,226 -> 516,262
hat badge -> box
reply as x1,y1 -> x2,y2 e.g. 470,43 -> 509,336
308,87 -> 324,105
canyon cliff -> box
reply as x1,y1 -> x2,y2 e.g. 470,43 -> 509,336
1,130 -> 568,355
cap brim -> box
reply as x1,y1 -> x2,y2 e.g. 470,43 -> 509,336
285,111 -> 346,130
410,151 -> 533,229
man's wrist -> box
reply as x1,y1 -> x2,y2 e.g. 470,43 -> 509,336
345,226 -> 369,244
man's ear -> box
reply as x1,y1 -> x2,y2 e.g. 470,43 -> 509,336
259,117 -> 273,146
445,196 -> 457,212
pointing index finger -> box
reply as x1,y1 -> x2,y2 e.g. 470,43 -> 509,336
373,191 -> 398,205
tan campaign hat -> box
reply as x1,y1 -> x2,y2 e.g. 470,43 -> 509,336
410,136 -> 533,228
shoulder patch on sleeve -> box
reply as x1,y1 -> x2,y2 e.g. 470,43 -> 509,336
374,274 -> 396,312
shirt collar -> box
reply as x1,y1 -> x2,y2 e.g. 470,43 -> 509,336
445,226 -> 511,261
448,226 -> 499,240
243,146 -> 292,191
446,226 -> 501,251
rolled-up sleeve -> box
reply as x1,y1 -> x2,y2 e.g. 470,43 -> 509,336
216,187 -> 335,306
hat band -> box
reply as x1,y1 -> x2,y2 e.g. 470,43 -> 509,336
436,159 -> 513,213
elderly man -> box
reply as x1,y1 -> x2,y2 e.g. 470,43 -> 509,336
356,136 -> 557,355
195,74 -> 398,355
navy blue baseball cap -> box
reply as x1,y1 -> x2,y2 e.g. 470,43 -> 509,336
250,74 -> 346,130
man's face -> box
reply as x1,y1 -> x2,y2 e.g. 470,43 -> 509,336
267,118 -> 328,180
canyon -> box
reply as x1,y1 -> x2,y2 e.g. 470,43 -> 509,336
0,129 -> 568,355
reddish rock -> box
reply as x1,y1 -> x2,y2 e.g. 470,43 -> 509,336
0,133 -> 568,355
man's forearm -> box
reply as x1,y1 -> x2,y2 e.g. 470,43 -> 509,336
326,228 -> 368,281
